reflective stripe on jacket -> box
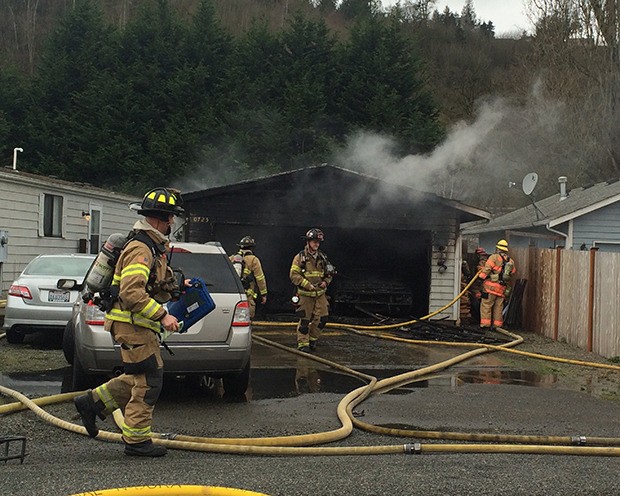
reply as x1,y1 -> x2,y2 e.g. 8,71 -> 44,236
290,248 -> 332,297
479,252 -> 515,297
105,223 -> 170,333
230,250 -> 268,299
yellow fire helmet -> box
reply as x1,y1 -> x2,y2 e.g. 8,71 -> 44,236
496,239 -> 509,252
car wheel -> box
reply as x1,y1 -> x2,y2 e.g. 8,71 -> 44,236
222,361 -> 250,396
62,320 -> 75,365
72,353 -> 96,392
6,327 -> 25,344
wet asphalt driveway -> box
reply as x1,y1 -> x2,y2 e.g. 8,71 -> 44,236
2,324 -> 620,496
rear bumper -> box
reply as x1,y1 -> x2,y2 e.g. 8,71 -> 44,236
76,325 -> 252,376
3,298 -> 73,330
3,316 -> 68,331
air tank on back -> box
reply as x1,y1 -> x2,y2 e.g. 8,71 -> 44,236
84,233 -> 127,293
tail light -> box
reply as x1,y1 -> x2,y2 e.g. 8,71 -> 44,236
232,301 -> 250,327
8,285 -> 32,299
85,300 -> 105,325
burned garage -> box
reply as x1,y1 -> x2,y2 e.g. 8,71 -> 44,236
181,165 -> 489,319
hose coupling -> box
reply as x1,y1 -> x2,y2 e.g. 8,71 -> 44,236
571,435 -> 587,446
403,443 -> 422,455
159,432 -> 178,440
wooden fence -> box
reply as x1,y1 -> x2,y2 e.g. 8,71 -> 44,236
510,247 -> 620,358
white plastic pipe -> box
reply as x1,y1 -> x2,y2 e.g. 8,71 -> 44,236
13,147 -> 23,170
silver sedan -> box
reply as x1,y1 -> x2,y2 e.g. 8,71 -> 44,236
3,253 -> 95,344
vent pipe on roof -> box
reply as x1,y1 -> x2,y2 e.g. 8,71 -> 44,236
13,147 -> 23,170
558,176 -> 568,201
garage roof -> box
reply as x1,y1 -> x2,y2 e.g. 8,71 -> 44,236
184,164 -> 490,223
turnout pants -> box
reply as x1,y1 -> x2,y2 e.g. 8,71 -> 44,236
247,295 -> 257,319
480,293 -> 504,328
295,294 -> 329,348
92,324 -> 164,444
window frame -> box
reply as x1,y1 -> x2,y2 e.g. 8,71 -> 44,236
38,192 -> 66,238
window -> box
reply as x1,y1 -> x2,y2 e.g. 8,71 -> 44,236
43,194 -> 63,237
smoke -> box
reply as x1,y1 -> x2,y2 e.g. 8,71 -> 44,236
331,82 -> 594,210
334,100 -> 505,195
174,80 -> 613,213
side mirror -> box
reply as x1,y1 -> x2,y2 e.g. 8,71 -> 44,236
57,278 -> 81,290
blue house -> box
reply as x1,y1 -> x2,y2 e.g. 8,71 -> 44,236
463,177 -> 620,253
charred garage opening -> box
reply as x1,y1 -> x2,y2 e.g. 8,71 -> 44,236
181,165 -> 488,319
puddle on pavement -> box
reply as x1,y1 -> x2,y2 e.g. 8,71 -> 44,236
0,369 -> 71,400
0,366 -> 559,404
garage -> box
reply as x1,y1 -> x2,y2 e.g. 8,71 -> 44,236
182,164 -> 488,319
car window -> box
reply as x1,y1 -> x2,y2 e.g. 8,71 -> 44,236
170,253 -> 242,293
23,256 -> 94,277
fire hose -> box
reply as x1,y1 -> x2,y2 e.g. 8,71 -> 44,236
3,272 -> 620,457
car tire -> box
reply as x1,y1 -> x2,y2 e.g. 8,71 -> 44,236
222,361 -> 250,396
72,353 -> 96,392
6,327 -> 25,344
62,320 -> 75,365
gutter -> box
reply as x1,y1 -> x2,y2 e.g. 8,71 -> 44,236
545,224 -> 569,248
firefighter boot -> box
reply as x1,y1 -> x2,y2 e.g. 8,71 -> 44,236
74,391 -> 106,438
124,440 -> 168,457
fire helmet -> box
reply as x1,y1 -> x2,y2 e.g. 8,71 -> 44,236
496,239 -> 509,252
131,187 -> 185,219
475,247 -> 488,256
238,236 -> 256,249
305,228 -> 324,242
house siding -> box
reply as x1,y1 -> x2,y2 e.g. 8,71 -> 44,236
571,202 -> 620,252
0,170 -> 139,295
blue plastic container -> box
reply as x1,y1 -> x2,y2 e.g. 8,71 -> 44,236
166,277 -> 216,332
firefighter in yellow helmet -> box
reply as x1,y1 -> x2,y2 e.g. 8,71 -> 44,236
478,239 -> 516,330
289,228 -> 335,352
229,236 -> 267,318
74,187 -> 185,457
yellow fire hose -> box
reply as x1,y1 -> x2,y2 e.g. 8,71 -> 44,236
3,272 -> 620,457
69,486 -> 269,496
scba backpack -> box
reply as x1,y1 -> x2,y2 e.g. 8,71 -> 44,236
501,257 -> 515,283
84,230 -> 163,311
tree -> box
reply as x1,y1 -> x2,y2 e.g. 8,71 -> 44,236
339,0 -> 381,19
0,64 -> 28,164
24,0 -> 116,178
335,16 -> 443,153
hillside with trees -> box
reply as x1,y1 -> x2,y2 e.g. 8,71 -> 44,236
0,0 -> 618,211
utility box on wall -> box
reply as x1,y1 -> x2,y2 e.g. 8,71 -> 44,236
0,230 -> 8,262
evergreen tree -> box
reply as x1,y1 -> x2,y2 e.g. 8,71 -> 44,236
335,17 -> 443,153
24,0 -> 116,179
0,64 -> 28,165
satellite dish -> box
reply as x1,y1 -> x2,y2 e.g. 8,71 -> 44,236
522,173 -> 538,196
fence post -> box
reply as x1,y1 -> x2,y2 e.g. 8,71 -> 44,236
553,246 -> 563,341
587,247 -> 599,353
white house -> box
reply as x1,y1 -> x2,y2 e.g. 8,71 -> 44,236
0,167 -> 140,295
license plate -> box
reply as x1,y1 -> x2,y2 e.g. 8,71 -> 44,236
48,290 -> 70,302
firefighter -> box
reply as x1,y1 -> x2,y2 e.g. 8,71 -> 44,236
469,247 -> 489,324
229,236 -> 267,318
478,240 -> 516,330
289,228 -> 334,352
74,187 -> 185,457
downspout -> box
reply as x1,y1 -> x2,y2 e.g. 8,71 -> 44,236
545,224 -> 569,247
453,233 -> 463,322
